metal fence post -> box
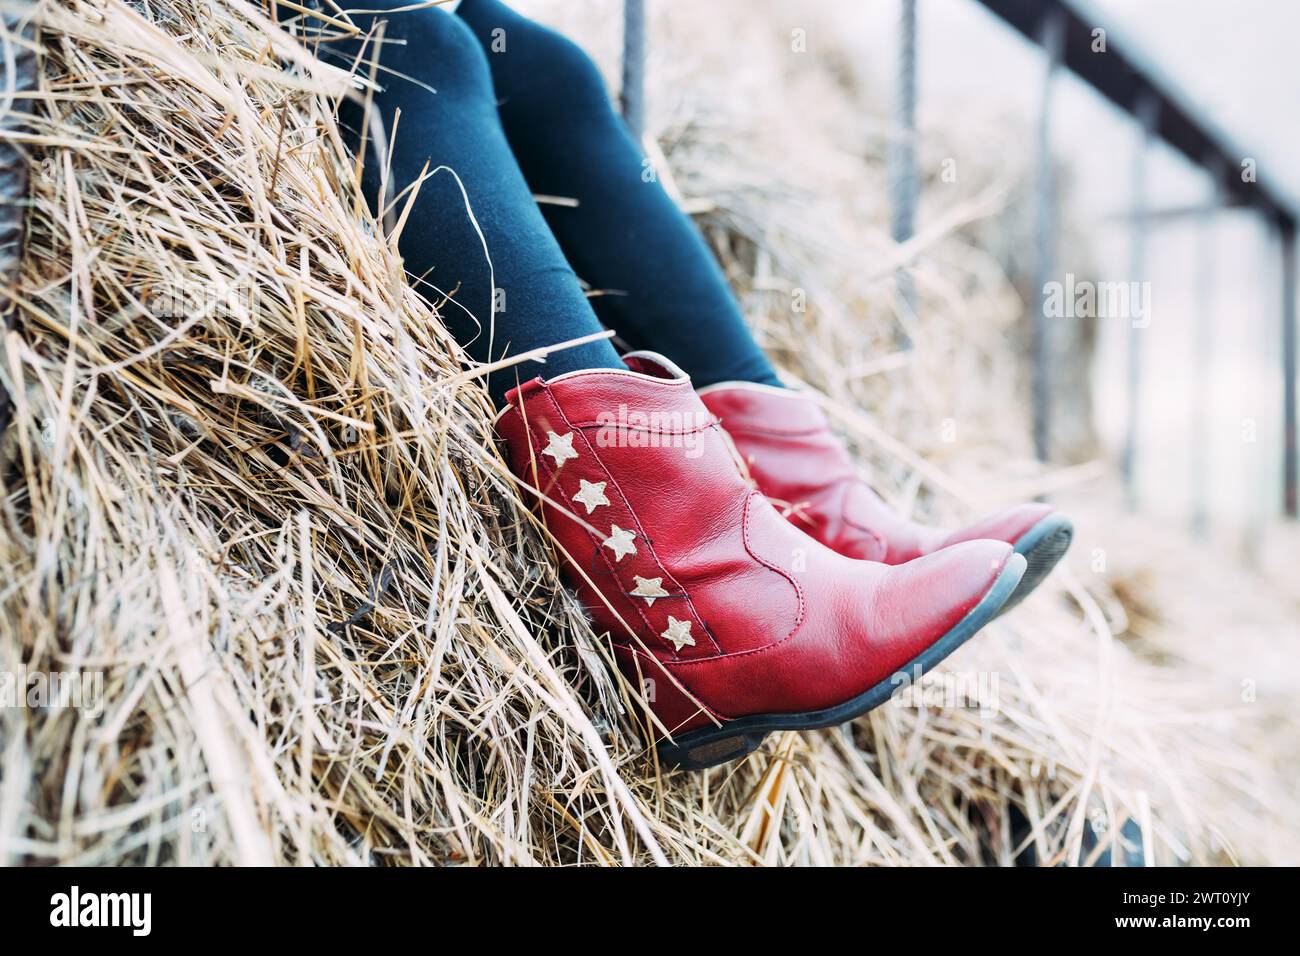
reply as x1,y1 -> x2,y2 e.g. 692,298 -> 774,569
1190,164 -> 1221,535
1283,218 -> 1298,518
1031,8 -> 1064,463
890,0 -> 918,348
1121,93 -> 1158,509
620,0 -> 647,145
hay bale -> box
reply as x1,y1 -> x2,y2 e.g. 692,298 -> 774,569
0,0 -> 1291,865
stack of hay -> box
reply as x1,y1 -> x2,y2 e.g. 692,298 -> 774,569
0,0 -> 1291,865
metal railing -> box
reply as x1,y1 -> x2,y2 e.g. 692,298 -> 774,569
971,0 -> 1298,519
619,0 -> 1299,520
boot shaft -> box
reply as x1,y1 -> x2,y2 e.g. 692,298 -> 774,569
496,353 -> 802,663
495,354 -> 1020,744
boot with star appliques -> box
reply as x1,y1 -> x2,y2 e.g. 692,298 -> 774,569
697,382 -> 1073,617
495,352 -> 1025,771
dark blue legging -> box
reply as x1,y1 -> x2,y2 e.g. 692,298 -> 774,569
326,0 -> 780,405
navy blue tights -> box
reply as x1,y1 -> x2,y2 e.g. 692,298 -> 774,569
327,0 -> 781,405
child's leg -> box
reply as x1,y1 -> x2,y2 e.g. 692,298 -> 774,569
455,0 -> 783,390
324,3 -> 623,405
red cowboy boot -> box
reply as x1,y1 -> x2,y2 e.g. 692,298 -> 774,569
697,382 -> 1072,615
496,352 -> 1025,771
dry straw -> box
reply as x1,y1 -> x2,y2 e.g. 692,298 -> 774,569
0,0 -> 1292,865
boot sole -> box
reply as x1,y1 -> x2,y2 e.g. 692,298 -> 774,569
995,514 -> 1074,617
657,553 -> 1027,772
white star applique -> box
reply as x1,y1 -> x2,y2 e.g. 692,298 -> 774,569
572,479 -> 610,514
601,524 -> 638,562
542,430 -> 578,467
631,575 -> 670,607
661,616 -> 695,652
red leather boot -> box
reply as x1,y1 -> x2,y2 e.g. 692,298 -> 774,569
697,382 -> 1073,615
496,353 -> 1025,771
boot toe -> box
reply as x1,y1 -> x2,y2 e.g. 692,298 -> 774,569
864,539 -> 1016,676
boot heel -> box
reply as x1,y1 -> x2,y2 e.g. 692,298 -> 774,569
658,730 -> 768,772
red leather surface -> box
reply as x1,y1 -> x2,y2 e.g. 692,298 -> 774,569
937,503 -> 1053,550
700,384 -> 1054,563
497,355 -> 1013,738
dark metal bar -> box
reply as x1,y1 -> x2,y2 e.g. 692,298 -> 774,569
620,0 -> 646,144
890,0 -> 918,347
1031,7 -> 1064,462
973,0 -> 1295,234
